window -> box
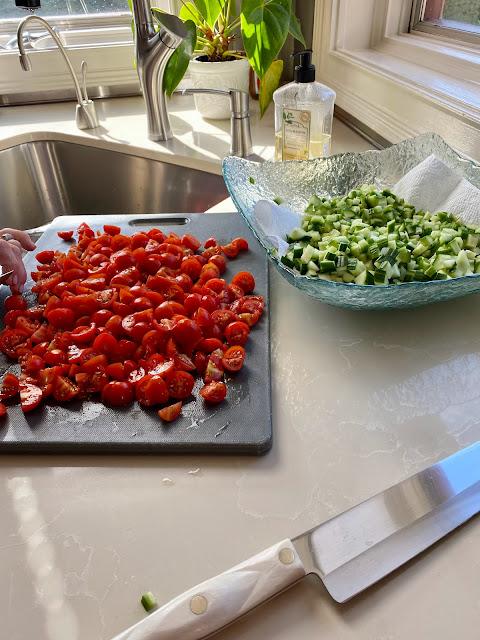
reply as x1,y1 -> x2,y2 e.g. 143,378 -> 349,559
411,0 -> 480,44
313,0 -> 480,161
0,0 -> 130,19
0,0 -> 172,105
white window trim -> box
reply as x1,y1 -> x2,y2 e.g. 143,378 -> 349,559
0,1 -> 174,104
313,0 -> 480,160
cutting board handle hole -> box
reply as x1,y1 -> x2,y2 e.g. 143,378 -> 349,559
129,217 -> 190,227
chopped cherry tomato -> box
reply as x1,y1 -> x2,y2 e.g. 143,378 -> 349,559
93,332 -> 118,355
46,307 -> 75,329
204,237 -> 217,249
167,370 -> 195,399
4,295 -> 27,312
101,381 -> 134,407
158,401 -> 182,423
53,376 -> 78,403
222,345 -> 246,372
57,230 -> 74,241
1,373 -> 19,399
70,324 -> 98,345
232,237 -> 249,252
182,234 -> 201,252
222,243 -> 239,259
104,224 -> 121,236
36,250 -> 55,264
224,321 -> 250,346
172,319 -> 202,352
20,380 -> 43,413
231,271 -> 255,294
0,403 -> 7,418
0,329 -> 29,359
135,374 -> 169,407
200,382 -> 227,404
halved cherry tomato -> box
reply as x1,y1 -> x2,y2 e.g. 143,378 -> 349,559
36,250 -> 55,264
53,376 -> 78,403
4,295 -> 27,312
172,319 -> 202,352
232,237 -> 249,252
222,345 -> 246,372
135,374 -> 169,407
57,230 -> 74,241
200,381 -> 227,404
92,332 -> 118,355
222,243 -> 239,259
70,326 -> 98,348
1,373 -> 19,399
167,370 -> 195,399
20,380 -> 43,412
231,271 -> 255,294
204,237 -> 217,249
47,307 -> 75,329
0,329 -> 29,359
224,321 -> 250,346
101,381 -> 133,406
104,224 -> 121,236
158,401 -> 182,423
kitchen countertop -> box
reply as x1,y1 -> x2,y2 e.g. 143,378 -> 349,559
1,96 -> 479,640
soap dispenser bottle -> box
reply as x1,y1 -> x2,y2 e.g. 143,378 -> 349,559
273,49 -> 336,161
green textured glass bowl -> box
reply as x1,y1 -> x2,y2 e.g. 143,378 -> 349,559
222,133 -> 480,310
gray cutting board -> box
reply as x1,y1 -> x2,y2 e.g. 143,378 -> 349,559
0,213 -> 271,454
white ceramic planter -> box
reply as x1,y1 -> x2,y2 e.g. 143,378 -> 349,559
189,57 -> 250,120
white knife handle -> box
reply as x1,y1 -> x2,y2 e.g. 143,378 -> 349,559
111,539 -> 306,640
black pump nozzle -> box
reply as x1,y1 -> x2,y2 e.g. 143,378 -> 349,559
292,49 -> 315,83
15,0 -> 41,10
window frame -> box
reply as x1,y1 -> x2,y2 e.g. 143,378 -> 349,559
313,0 -> 480,160
0,1 -> 174,105
410,0 -> 480,46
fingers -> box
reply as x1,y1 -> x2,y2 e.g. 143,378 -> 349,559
0,239 -> 27,294
0,228 -> 36,251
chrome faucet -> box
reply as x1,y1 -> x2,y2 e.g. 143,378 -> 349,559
17,15 -> 99,130
131,1 -> 253,157
132,1 -> 187,141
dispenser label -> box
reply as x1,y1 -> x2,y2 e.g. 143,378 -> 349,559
282,108 -> 311,160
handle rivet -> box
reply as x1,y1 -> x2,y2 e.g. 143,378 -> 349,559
279,547 -> 295,565
190,594 -> 208,615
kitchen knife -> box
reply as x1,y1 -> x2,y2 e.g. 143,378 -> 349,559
112,442 -> 480,640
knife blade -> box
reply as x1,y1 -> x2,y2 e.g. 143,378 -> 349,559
0,270 -> 14,285
111,442 -> 480,640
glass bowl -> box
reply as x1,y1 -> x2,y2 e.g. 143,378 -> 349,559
222,133 -> 480,310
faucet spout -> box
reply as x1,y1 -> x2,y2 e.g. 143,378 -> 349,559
17,15 -> 99,131
131,5 -> 187,142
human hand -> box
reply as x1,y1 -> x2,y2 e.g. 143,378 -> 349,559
0,229 -> 36,294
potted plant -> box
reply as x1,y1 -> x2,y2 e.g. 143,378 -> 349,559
153,0 -> 305,120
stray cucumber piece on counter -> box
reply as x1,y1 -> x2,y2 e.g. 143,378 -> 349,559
282,184 -> 480,285
248,176 -> 255,184
273,196 -> 284,205
141,591 -> 158,612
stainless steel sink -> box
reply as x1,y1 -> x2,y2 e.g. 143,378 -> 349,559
0,139 -> 229,231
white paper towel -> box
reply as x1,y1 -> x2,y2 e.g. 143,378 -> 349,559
253,154 -> 480,256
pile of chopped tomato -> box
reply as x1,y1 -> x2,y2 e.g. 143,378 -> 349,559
0,224 -> 264,422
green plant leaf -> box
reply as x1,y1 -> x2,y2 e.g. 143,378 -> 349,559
241,0 -> 291,79
192,0 -> 225,28
179,1 -> 203,25
259,58 -> 283,117
154,18 -> 197,96
289,12 -> 305,46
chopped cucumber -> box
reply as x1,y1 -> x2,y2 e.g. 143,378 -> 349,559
282,184 -> 480,285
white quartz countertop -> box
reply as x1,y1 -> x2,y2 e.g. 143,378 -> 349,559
1,95 -> 479,640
